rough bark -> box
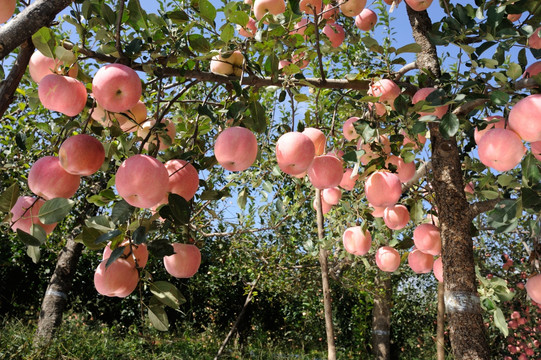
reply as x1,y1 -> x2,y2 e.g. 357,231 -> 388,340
0,0 -> 73,60
315,189 -> 336,360
0,39 -> 34,117
33,238 -> 84,346
437,282 -> 445,360
406,5 -> 490,360
372,273 -> 391,360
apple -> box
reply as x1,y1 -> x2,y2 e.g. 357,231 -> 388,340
383,0 -> 402,4
413,223 -> 441,256
302,127 -> 326,155
385,155 -> 416,183
355,9 -> 377,31
115,154 -> 169,209
117,101 -> 148,132
375,246 -> 401,272
299,0 -> 322,15
368,102 -> 387,116
509,94 -> 541,142
323,23 -> 345,48
29,50 -> 78,84
365,171 -> 402,207
322,187 -> 342,205
214,127 -> 258,171
528,27 -> 541,49
523,61 -> 541,78
507,13 -> 522,22
253,0 -> 286,20
165,159 -> 199,201
92,63 -> 142,113
292,52 -> 310,69
103,240 -> 149,268
473,115 -> 505,144
313,195 -> 333,214
432,257 -> 443,282
343,227 -> 372,255
412,87 -> 449,119
292,18 -> 310,37
405,0 -> 433,11
368,79 -> 400,106
343,117 -> 359,141
210,51 -> 244,76
383,204 -> 410,230
370,203 -> 386,218
10,196 -> 57,235
321,3 -> 339,22
237,17 -> 257,37
477,128 -> 526,172
38,74 -> 87,117
279,60 -> 291,70
526,274 -> 541,304
307,155 -> 343,189
464,181 -> 475,194
138,119 -> 177,151
94,258 -> 139,298
276,132 -> 316,176
58,134 -> 105,176
340,168 -> 359,190
408,248 -> 434,274
339,0 -> 366,17
531,141 -> 541,162
0,0 -> 16,24
163,243 -> 201,278
28,156 -> 81,200
357,135 -> 391,165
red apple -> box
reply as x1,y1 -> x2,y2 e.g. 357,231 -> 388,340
103,240 -> 149,268
138,119 -> 177,151
525,274 -> 541,303
163,243 -> 201,278
291,52 -> 309,69
370,203 -> 386,218
355,9 -> 377,31
368,102 -> 387,116
509,94 -> 541,142
10,196 -> 57,235
375,246 -> 401,272
313,195 -> 333,214
253,0 -> 286,20
94,258 -> 139,298
299,0 -> 322,15
292,18 -> 310,36
165,159 -> 199,201
38,74 -> 87,116
276,132 -> 316,176
302,127 -> 326,155
412,87 -> 448,119
474,116 -> 505,144
340,0 -> 366,17
477,128 -> 526,172
523,61 -> 541,78
400,129 -> 426,150
343,117 -> 359,141
340,168 -> 359,190
238,17 -> 257,37
322,187 -> 342,205
117,100 -> 148,132
321,3 -> 339,22
214,127 -> 258,171
0,0 -> 16,23
433,257 -> 443,282
464,181 -> 475,194
323,23 -> 345,48
408,248 -> 434,274
528,27 -> 541,49
383,204 -> 410,230
58,134 -> 105,176
343,227 -> 372,255
386,155 -> 415,183
210,51 -> 244,76
307,155 -> 343,189
531,141 -> 541,162
29,50 -> 78,84
365,171 -> 402,207
507,13 -> 521,22
405,0 -> 433,11
28,156 -> 80,200
92,63 -> 142,113
368,79 -> 401,106
413,223 -> 441,256
115,154 -> 169,208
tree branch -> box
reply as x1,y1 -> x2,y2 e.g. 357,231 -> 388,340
0,39 -> 34,117
0,0 -> 73,60
469,198 -> 500,219
402,161 -> 431,192
394,62 -> 417,81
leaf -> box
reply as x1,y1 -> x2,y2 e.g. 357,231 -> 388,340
105,246 -> 126,268
82,226 -> 106,250
132,226 -> 147,245
55,46 -> 76,65
198,0 -> 216,27
168,194 -> 191,224
490,91 -> 510,106
188,34 -> 211,53
85,216 -> 115,232
148,239 -> 175,258
522,153 -> 541,187
493,307 -> 509,337
17,229 -> 42,246
395,43 -> 422,55
95,229 -> 122,244
238,188 -> 247,210
439,113 -> 459,138
32,27 -> 56,59
507,63 -> 522,80
245,101 -> 267,133
167,10 -> 189,23
148,304 -> 169,331
27,245 -> 41,264
38,198 -> 74,225
220,24 -> 235,43
149,281 -> 186,309
0,183 -> 19,213
111,200 -> 134,225
228,10 -> 249,26
30,223 -> 47,244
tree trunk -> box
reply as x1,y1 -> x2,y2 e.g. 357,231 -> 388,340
405,5 -> 490,360
33,238 -> 84,346
437,282 -> 445,360
315,189 -> 336,360
372,273 -> 391,360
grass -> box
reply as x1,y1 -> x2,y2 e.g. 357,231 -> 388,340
0,314 -> 330,360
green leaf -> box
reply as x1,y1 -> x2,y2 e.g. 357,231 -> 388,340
228,10 -> 249,26
111,200 -> 134,225
507,63 -> 522,80
148,239 -> 175,258
95,229 -> 122,244
27,245 -> 40,264
198,0 -> 216,27
82,226 -> 105,250
38,198 -> 75,225
0,183 -> 19,213
32,27 -> 56,59
245,101 -> 267,133
439,113 -> 459,138
105,246 -> 126,268
522,153 -> 541,187
132,226 -> 147,245
55,46 -> 76,65
168,194 -> 191,225
238,188 -> 247,210
86,216 -> 115,232
188,34 -> 211,53
30,223 -> 47,244
149,281 -> 186,310
395,43 -> 422,55
220,24 -> 235,43
17,229 -> 42,246
490,91 -> 510,106
148,304 -> 169,331
167,10 -> 189,24
493,307 -> 509,337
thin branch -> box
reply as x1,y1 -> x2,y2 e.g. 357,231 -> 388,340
114,0 -> 126,59
452,98 -> 488,117
394,62 -> 417,81
469,198 -> 501,219
312,10 -> 326,83
0,39 -> 34,117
